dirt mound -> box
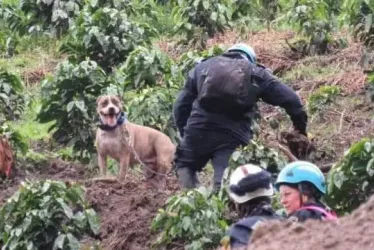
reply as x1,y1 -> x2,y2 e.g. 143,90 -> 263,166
0,159 -> 91,206
85,177 -> 179,250
248,195 -> 374,250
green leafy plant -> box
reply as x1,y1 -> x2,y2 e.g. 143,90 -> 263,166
126,86 -> 180,143
36,59 -> 110,163
19,0 -> 83,37
326,138 -> 374,214
172,0 -> 233,48
177,45 -> 226,76
0,122 -> 28,155
0,68 -> 25,121
151,187 -> 229,250
343,1 -> 374,48
229,140 -> 287,176
232,0 -> 281,31
60,4 -> 157,72
307,85 -> 341,117
118,46 -> 179,90
0,2 -> 35,37
0,180 -> 100,249
368,72 -> 374,102
284,0 -> 337,55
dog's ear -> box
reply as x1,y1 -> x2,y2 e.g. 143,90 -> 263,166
96,96 -> 103,105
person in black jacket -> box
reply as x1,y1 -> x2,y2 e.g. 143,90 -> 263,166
275,161 -> 337,222
220,164 -> 281,249
173,43 -> 308,189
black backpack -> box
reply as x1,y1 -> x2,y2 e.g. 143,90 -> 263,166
196,52 -> 259,116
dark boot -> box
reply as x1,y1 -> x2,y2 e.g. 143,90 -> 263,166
176,167 -> 200,189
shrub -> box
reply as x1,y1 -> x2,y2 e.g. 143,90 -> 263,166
152,187 -> 229,250
326,138 -> 374,214
0,180 -> 100,249
36,59 -> 110,162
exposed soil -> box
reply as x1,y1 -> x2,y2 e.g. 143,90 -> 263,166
1,30 -> 373,250
85,178 -> 179,250
0,159 -> 180,250
248,194 -> 374,250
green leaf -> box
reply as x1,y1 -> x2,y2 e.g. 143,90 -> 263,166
366,158 -> 374,176
210,12 -> 218,21
86,209 -> 100,235
67,233 -> 80,250
231,151 -> 241,161
202,0 -> 209,10
42,182 -> 51,194
67,101 -> 75,113
56,198 -> 73,219
364,141 -> 372,153
182,216 -> 191,231
365,14 -> 373,33
74,100 -> 86,113
53,234 -> 66,250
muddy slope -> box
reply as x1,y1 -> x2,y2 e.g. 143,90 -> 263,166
248,195 -> 374,250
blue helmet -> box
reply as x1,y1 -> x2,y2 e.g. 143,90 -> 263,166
274,161 -> 326,194
227,43 -> 257,63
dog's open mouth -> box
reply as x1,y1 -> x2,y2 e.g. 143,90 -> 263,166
101,112 -> 120,127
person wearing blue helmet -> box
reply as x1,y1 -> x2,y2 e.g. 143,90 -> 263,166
275,161 -> 337,222
173,43 -> 309,190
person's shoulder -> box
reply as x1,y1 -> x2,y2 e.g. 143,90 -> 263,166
289,204 -> 326,222
234,215 -> 277,229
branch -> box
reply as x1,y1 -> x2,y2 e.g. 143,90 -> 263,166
276,143 -> 333,173
277,143 -> 298,162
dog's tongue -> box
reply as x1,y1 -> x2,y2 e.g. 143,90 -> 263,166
107,115 -> 117,127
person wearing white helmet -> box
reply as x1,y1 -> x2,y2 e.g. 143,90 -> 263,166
220,164 -> 281,249
173,43 -> 308,190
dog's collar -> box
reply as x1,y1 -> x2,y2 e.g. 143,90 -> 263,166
99,112 -> 126,131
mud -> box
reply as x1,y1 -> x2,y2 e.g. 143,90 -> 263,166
0,159 -> 180,250
248,194 -> 374,250
280,130 -> 317,160
85,178 -> 179,250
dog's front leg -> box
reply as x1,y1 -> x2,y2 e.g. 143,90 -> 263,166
118,153 -> 130,183
98,153 -> 108,176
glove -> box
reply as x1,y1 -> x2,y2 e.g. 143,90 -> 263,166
290,111 -> 308,136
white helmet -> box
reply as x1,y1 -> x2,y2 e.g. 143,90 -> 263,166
228,164 -> 274,204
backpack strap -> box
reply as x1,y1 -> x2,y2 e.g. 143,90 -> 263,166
297,206 -> 338,221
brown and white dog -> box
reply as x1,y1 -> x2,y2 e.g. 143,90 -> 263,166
95,95 -> 176,189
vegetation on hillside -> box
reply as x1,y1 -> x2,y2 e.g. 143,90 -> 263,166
0,0 -> 373,249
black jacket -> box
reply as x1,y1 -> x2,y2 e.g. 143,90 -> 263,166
288,201 -> 335,222
173,54 -> 308,144
226,205 -> 281,249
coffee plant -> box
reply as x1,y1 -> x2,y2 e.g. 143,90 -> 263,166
0,68 -> 25,121
368,72 -> 374,102
177,44 -> 225,76
307,85 -> 341,118
151,187 -> 229,250
229,139 -> 288,176
326,138 -> 374,214
342,0 -> 374,48
0,122 -> 28,155
60,5 -> 157,72
36,59 -> 110,163
126,86 -> 180,143
172,0 -> 232,48
118,46 -> 179,90
0,180 -> 100,250
285,0 -> 336,55
19,0 -> 83,37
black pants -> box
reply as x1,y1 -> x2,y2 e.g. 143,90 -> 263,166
175,128 -> 243,189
